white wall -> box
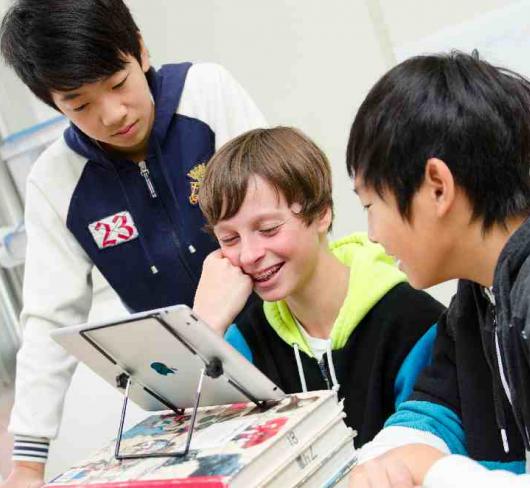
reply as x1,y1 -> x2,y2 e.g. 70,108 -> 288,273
0,0 -> 522,478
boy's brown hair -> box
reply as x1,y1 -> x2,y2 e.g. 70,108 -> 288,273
199,127 -> 333,229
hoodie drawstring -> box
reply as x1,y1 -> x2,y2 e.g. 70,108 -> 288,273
292,343 -> 308,392
292,341 -> 341,394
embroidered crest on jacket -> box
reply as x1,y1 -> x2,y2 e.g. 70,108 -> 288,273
187,163 -> 206,205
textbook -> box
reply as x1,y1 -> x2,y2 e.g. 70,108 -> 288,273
46,390 -> 353,488
297,437 -> 357,488
259,416 -> 355,487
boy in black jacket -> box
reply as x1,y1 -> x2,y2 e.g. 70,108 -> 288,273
348,52 -> 530,487
193,127 -> 444,447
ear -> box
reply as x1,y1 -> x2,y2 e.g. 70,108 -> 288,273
316,206 -> 333,234
424,158 -> 455,217
138,35 -> 151,73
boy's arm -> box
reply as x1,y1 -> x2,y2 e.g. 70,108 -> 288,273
424,453 -> 530,487
392,324 -> 437,408
9,177 -> 94,469
354,304 -> 467,468
1,461 -> 45,488
178,63 -> 267,149
352,447 -> 530,487
193,249 -> 253,335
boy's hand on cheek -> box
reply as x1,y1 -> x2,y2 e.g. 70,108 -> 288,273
193,249 -> 253,335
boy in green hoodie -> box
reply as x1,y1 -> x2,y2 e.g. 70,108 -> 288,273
193,127 -> 444,446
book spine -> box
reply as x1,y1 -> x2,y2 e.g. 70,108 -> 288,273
262,418 -> 354,487
234,398 -> 344,487
46,476 -> 227,488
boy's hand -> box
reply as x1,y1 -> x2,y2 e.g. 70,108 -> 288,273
349,444 -> 445,487
349,457 -> 418,488
193,249 -> 253,335
1,462 -> 45,488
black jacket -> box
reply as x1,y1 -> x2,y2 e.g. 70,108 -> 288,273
235,283 -> 444,446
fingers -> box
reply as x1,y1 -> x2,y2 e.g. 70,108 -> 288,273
386,459 -> 415,488
349,458 -> 415,488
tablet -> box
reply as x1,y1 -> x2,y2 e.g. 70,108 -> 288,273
51,304 -> 284,411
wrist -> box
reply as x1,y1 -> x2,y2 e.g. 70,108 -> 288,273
193,308 -> 230,336
13,460 -> 45,477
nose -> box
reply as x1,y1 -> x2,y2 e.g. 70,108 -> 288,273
100,95 -> 127,128
239,236 -> 265,269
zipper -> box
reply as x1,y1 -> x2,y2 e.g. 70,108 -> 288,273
486,289 -> 513,406
138,161 -> 158,198
485,287 -> 512,453
317,358 -> 331,390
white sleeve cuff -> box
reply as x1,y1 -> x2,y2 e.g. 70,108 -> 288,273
12,435 -> 50,463
357,426 -> 450,464
425,455 -> 530,488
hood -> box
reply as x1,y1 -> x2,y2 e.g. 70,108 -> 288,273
63,63 -> 192,166
264,232 -> 406,356
493,215 -> 530,450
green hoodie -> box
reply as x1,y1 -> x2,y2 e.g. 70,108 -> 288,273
263,232 -> 406,357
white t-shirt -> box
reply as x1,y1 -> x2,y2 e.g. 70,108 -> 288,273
296,318 -> 331,361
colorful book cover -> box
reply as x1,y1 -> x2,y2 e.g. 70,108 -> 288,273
47,390 -> 342,488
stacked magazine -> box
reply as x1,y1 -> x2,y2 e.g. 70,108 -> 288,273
46,390 -> 356,488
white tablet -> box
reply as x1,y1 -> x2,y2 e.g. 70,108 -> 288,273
51,304 -> 284,411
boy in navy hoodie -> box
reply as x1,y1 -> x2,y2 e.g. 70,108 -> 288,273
0,1 -> 264,486
348,52 -> 530,487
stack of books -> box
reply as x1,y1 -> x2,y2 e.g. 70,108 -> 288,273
46,390 -> 356,488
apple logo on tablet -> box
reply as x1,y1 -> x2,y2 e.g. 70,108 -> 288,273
151,362 -> 177,376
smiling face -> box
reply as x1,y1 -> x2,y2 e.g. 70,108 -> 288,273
214,176 -> 331,302
51,46 -> 154,161
354,174 -> 451,289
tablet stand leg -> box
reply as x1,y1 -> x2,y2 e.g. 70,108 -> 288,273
114,368 -> 206,460
113,357 -> 265,461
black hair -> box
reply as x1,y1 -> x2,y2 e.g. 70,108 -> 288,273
0,0 -> 142,108
346,51 -> 530,230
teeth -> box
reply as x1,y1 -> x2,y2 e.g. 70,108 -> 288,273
254,264 -> 281,282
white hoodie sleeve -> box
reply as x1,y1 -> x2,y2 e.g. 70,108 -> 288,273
356,426 -> 451,464
178,62 -> 267,149
424,455 -> 530,487
9,162 -> 94,460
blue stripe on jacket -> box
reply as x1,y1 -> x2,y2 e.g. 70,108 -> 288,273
385,400 -> 468,455
394,325 -> 437,408
385,400 -> 525,473
225,323 -> 253,362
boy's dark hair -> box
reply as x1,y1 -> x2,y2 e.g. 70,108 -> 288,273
0,0 -> 142,108
347,51 -> 530,230
199,127 -> 334,230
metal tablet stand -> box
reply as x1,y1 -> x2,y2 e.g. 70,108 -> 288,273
80,316 -> 265,461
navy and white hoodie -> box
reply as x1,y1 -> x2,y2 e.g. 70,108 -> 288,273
9,62 -> 265,463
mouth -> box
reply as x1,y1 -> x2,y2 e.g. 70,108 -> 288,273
251,263 -> 284,284
113,120 -> 138,136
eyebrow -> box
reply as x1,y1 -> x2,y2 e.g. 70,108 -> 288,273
60,91 -> 82,102
215,211 -> 286,230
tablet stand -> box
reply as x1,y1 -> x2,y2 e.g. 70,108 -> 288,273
113,356 -> 264,460
79,314 -> 268,461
